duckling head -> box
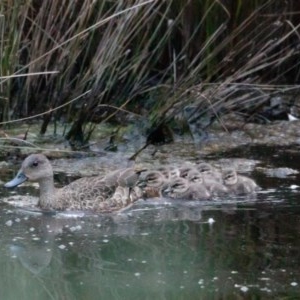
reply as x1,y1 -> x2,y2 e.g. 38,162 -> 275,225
222,169 -> 238,185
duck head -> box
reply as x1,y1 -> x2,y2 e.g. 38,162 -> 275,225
5,154 -> 53,188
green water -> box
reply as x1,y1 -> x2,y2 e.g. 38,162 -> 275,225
0,193 -> 299,300
1,144 -> 300,300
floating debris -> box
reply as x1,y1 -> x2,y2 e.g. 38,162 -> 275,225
5,220 -> 13,226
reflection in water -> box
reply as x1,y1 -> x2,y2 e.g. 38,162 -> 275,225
0,190 -> 299,300
9,242 -> 53,275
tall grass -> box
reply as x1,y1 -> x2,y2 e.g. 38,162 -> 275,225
0,0 -> 299,149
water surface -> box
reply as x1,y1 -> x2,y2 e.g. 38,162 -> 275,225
0,145 -> 300,299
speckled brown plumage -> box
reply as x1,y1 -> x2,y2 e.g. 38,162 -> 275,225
4,154 -> 142,212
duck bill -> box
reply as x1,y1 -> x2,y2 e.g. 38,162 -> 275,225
4,170 -> 28,188
136,180 -> 146,188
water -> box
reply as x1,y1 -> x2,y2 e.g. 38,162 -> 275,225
0,146 -> 300,299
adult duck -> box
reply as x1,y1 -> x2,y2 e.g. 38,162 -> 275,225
4,153 -> 142,212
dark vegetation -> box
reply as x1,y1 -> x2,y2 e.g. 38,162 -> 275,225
1,0 -> 300,151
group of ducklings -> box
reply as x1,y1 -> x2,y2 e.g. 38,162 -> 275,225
4,154 -> 260,213
137,162 -> 260,200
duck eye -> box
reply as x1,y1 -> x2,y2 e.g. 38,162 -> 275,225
32,161 -> 39,167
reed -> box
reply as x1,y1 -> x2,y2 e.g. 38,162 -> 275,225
0,0 -> 299,149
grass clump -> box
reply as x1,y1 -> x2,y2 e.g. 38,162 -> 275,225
0,0 -> 299,151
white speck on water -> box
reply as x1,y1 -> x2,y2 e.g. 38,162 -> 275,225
5,220 -> 13,226
58,244 -> 66,250
46,248 -> 51,252
127,258 -> 133,262
208,218 -> 215,224
259,277 -> 270,281
23,217 -> 29,220
15,218 -> 20,223
134,272 -> 141,277
141,260 -> 147,264
281,269 -> 286,272
180,285 -> 184,289
32,237 -> 40,241
212,277 -> 218,281
29,227 -> 35,232
44,240 -> 49,243
102,239 -> 109,243
140,232 -> 149,236
231,270 -> 238,274
290,185 -> 299,189
96,224 -> 101,227
69,242 -> 74,246
291,282 -> 298,286
158,272 -> 162,275
198,279 -> 204,285
183,270 -> 188,274
240,286 -> 249,292
157,279 -> 165,284
80,282 -> 83,285
260,287 -> 272,293
70,225 -> 82,232
12,236 -> 23,241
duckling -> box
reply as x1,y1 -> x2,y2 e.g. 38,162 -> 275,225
222,168 -> 260,195
186,169 -> 228,197
196,162 -> 223,183
178,163 -> 197,178
136,170 -> 168,198
156,165 -> 180,180
162,177 -> 211,200
4,154 -> 142,212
